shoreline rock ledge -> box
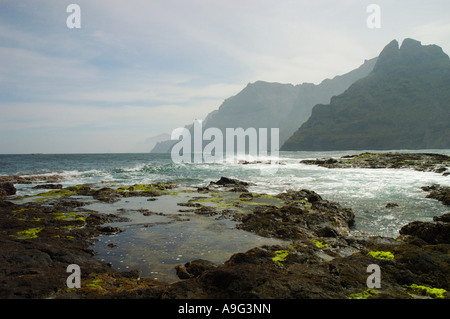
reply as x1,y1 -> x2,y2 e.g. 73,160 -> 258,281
0,179 -> 448,299
300,152 -> 450,175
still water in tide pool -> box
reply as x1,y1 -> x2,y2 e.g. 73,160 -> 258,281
83,195 -> 285,283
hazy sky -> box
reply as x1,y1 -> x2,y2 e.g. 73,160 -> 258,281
1,0 -> 450,153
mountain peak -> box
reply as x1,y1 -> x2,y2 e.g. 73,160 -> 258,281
400,38 -> 422,51
374,38 -> 449,74
281,38 -> 450,151
372,40 -> 399,73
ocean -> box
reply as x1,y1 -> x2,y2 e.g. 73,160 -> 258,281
1,150 -> 449,282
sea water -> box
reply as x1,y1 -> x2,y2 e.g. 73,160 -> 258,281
1,150 -> 449,282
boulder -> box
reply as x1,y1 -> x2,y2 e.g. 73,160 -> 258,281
421,184 -> 450,206
209,177 -> 251,187
176,259 -> 217,279
0,182 -> 16,197
399,212 -> 450,244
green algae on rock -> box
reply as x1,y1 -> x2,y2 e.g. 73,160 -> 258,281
404,284 -> 447,299
13,227 -> 43,239
367,250 -> 395,260
311,239 -> 329,249
272,250 -> 290,267
347,288 -> 379,299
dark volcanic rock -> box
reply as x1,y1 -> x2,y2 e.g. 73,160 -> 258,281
399,212 -> 450,244
0,182 -> 16,196
0,175 -> 64,184
237,189 -> 355,240
386,202 -> 399,208
32,184 -> 63,190
301,152 -> 450,174
422,184 -> 450,206
164,213 -> 450,299
92,188 -> 122,203
176,259 -> 217,279
0,200 -> 124,298
209,177 -> 252,188
164,240 -> 449,299
1,182 -> 449,299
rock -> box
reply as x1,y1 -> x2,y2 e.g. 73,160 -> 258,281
0,198 -> 125,298
276,189 -> 323,203
386,202 -> 399,208
2,180 -> 449,300
195,205 -> 218,216
32,184 -> 63,190
399,212 -> 450,244
120,269 -> 141,279
237,190 -> 355,240
301,152 -> 450,174
96,226 -> 122,234
175,265 -> 191,279
239,192 -> 253,200
92,188 -> 122,203
176,259 -> 217,279
66,185 -> 92,196
421,184 -> 450,206
0,174 -> 64,184
0,182 -> 16,196
164,232 -> 450,299
435,166 -> 447,174
434,212 -> 450,223
209,177 -> 251,187
185,260 -> 217,277
230,186 -> 249,192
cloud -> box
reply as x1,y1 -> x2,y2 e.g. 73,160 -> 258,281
0,99 -> 226,153
0,46 -> 97,83
411,21 -> 450,54
0,100 -> 219,132
1,0 -> 450,153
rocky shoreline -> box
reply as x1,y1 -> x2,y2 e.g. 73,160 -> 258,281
300,152 -> 450,175
0,169 -> 449,299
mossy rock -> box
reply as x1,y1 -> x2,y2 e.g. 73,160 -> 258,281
367,250 -> 395,260
405,284 -> 447,299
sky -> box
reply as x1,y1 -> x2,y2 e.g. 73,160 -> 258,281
1,0 -> 450,154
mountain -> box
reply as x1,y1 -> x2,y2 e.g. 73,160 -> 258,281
281,38 -> 450,151
144,133 -> 171,152
150,58 -> 377,153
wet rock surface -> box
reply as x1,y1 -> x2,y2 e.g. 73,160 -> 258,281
0,198 -> 124,298
421,184 -> 450,206
0,182 -> 16,197
301,152 -> 450,175
0,174 -> 64,184
0,177 -> 448,299
399,212 -> 450,244
236,189 -> 355,240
